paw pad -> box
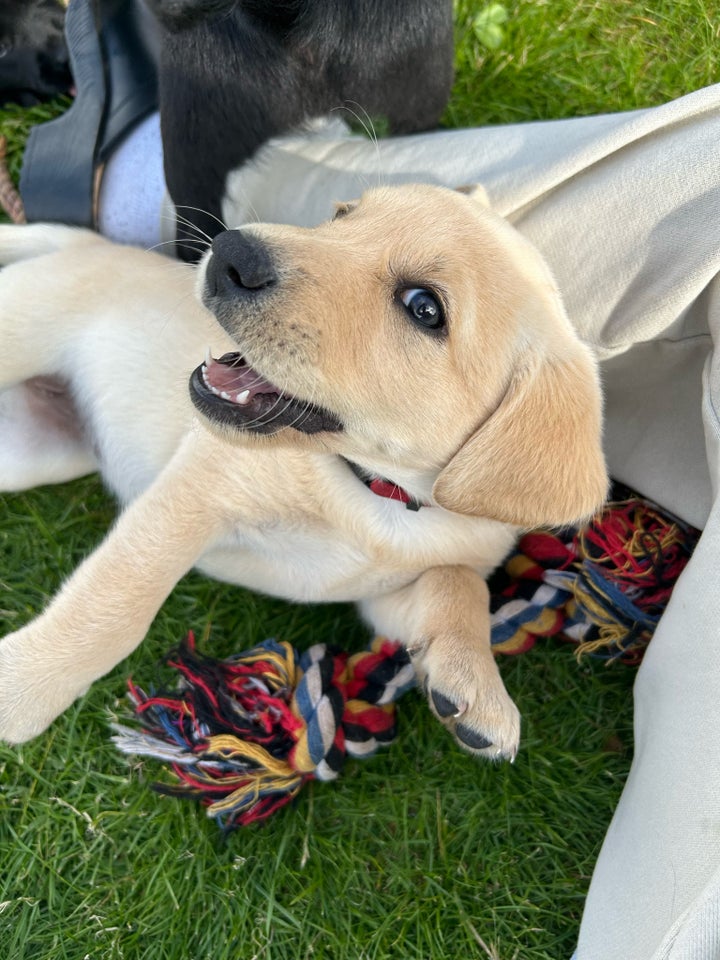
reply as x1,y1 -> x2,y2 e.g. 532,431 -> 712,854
455,723 -> 493,751
430,689 -> 465,718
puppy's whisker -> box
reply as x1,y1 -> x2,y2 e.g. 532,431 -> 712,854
339,101 -> 378,146
172,216 -> 218,242
165,224 -> 212,252
160,210 -> 204,233
286,391 -> 316,432
227,182 -> 261,226
244,370 -> 320,434
174,204 -> 230,233
244,198 -> 261,226
142,213 -> 212,258
171,212 -> 215,247
259,388 -> 301,431
330,103 -> 382,194
220,366 -> 294,433
144,238 -> 207,255
336,100 -> 387,192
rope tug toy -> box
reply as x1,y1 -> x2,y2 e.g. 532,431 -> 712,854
111,636 -> 415,829
112,489 -> 699,830
488,491 -> 699,662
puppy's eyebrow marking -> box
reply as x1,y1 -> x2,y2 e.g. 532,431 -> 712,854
387,256 -> 449,285
386,259 -> 451,313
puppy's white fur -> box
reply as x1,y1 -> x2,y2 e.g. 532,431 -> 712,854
0,184 -> 607,760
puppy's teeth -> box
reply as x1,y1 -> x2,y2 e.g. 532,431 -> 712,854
205,346 -> 213,368
220,391 -> 231,400
236,390 -> 250,405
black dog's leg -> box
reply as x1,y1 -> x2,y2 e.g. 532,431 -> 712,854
160,13 -> 316,261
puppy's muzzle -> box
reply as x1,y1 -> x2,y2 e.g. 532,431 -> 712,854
191,229 -> 343,437
204,230 -> 278,301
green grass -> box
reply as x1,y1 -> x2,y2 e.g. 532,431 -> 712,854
0,2 -> 717,958
448,0 -> 719,125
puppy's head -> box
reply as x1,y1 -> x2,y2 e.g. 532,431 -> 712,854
192,184 -> 607,528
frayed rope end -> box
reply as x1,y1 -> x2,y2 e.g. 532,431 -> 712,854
111,633 -> 415,830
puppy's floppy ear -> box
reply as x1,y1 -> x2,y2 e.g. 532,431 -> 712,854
455,184 -> 491,208
432,351 -> 608,528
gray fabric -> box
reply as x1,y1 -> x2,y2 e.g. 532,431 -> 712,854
654,863 -> 720,959
221,85 -> 720,959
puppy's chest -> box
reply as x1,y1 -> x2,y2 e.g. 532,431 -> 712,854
197,502 -> 515,604
207,526 -> 403,601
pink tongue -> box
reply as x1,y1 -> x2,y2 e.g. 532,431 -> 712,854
205,359 -> 279,399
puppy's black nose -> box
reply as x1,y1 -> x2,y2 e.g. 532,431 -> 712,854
207,230 -> 278,297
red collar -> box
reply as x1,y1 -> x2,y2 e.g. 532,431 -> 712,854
345,460 -> 428,511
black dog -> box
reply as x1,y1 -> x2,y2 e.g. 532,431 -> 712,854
146,0 -> 455,259
0,0 -> 72,107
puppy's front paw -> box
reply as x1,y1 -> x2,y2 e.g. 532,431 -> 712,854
0,629 -> 86,744
411,637 -> 521,761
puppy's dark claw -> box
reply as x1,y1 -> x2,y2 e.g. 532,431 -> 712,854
455,724 -> 493,751
431,689 -> 465,718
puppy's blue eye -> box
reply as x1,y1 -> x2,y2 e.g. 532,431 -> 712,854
399,288 -> 445,331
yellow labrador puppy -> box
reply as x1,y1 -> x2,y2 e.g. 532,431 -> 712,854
0,184 -> 607,760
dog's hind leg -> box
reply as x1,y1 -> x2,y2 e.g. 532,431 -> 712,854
0,225 -> 103,489
0,380 -> 97,490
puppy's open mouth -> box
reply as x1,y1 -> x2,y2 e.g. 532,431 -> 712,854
189,352 -> 343,435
